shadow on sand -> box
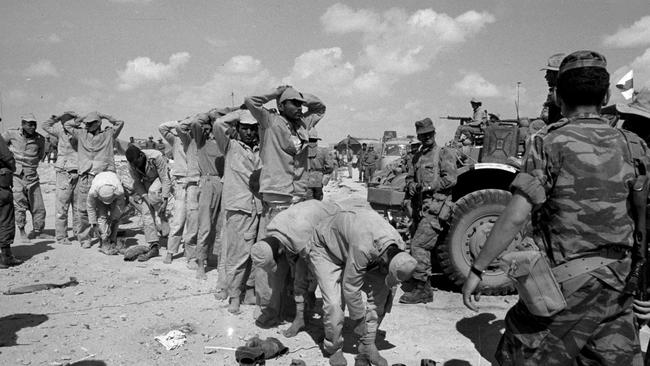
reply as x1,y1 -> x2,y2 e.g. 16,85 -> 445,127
0,313 -> 49,348
455,313 -> 504,365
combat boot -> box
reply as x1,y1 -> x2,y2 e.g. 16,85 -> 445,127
283,300 -> 305,338
0,247 -> 23,268
398,280 -> 433,304
98,240 -> 118,256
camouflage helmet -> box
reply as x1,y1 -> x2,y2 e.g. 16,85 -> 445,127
558,50 -> 607,76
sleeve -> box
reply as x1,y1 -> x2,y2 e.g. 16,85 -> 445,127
0,135 -> 15,172
154,154 -> 171,199
180,114 -> 208,147
510,134 -> 552,206
99,113 -> 125,139
301,93 -> 326,129
342,247 -> 372,320
158,121 -> 178,144
439,147 -> 458,190
63,119 -> 82,137
129,167 -> 147,197
42,117 -> 61,138
244,89 -> 282,129
213,112 -> 239,154
87,184 -> 99,224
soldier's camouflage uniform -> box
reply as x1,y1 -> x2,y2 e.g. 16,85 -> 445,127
498,113 -> 644,365
407,145 -> 457,282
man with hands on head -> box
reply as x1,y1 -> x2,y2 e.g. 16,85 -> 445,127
64,111 -> 124,249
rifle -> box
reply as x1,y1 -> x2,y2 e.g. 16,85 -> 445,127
440,116 -> 472,125
624,161 -> 649,301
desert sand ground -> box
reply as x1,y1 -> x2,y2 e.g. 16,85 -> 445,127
1,163 -> 647,366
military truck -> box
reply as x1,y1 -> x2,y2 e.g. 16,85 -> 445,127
368,117 -> 538,294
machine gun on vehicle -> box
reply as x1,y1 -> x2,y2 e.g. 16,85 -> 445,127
440,116 -> 473,125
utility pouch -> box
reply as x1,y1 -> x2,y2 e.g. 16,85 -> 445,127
500,250 -> 567,317
437,195 -> 453,221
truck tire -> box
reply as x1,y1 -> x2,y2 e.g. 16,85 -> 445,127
437,189 -> 524,295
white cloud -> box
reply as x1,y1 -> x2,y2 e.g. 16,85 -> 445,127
117,52 -> 190,90
603,15 -> 650,48
168,55 -> 277,112
452,72 -> 501,98
321,4 -> 495,76
57,95 -> 101,114
23,60 -> 60,78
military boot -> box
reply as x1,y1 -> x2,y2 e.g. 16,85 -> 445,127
0,247 -> 23,268
137,243 -> 159,262
398,280 -> 433,304
99,239 -> 118,256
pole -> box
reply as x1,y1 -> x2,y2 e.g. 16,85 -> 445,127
516,82 -> 520,119
231,91 -> 234,107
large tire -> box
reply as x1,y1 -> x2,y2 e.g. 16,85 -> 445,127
437,189 -> 527,295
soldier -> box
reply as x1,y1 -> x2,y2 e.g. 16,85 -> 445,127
306,129 -> 334,200
145,136 -> 156,149
87,171 -> 126,255
211,109 -> 262,314
43,112 -> 81,246
462,51 -> 644,364
3,114 -> 47,242
178,108 -> 233,279
358,143 -> 367,182
42,137 -> 51,163
470,98 -> 488,123
125,145 -> 171,262
307,209 -> 417,366
540,53 -> 565,124
0,134 -> 22,268
245,85 -> 326,328
363,145 -> 379,184
158,120 -> 199,265
64,111 -> 124,249
399,118 -> 457,304
250,200 -> 342,337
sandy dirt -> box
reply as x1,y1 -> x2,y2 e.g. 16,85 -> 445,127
1,164 -> 647,366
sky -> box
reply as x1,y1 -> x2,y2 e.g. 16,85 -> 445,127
1,0 -> 650,144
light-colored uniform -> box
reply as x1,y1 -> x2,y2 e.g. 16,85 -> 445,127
64,116 -> 124,247
213,111 -> 262,299
2,129 -> 46,232
128,149 -> 171,244
87,172 -> 126,243
309,209 -> 404,355
42,117 -> 81,241
159,120 -> 199,256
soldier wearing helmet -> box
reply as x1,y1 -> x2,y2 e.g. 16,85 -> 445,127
463,51 -> 646,364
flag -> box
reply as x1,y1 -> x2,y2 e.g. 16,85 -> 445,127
616,70 -> 634,100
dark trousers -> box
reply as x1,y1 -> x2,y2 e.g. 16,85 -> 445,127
0,187 -> 15,249
306,187 -> 323,201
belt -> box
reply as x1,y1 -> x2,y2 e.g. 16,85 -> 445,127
552,247 -> 629,283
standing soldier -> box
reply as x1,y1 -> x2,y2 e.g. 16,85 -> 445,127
64,111 -> 124,249
3,114 -> 47,242
125,145 -> 171,262
470,98 -> 488,123
463,51 -> 644,364
363,145 -> 379,184
178,108 -> 233,280
212,109 -> 262,314
308,209 -> 417,366
145,136 -> 156,149
540,53 -> 565,124
399,118 -> 457,304
158,120 -> 199,265
306,129 -> 333,200
0,134 -> 22,267
43,112 -> 81,246
358,143 -> 367,182
245,85 -> 326,328
87,171 -> 126,255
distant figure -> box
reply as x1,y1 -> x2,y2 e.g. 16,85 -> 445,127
128,136 -> 136,147
42,137 -> 51,162
358,143 -> 367,182
305,129 -> 334,200
156,138 -> 166,155
145,136 -> 156,149
362,145 -> 379,184
470,98 -> 488,123
3,114 -> 47,242
540,53 -> 565,124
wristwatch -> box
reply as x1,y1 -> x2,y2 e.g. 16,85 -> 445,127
470,265 -> 485,280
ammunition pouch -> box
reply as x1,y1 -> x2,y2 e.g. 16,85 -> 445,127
500,248 -> 627,317
424,193 -> 453,222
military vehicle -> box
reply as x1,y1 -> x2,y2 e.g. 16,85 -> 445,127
368,118 -> 538,294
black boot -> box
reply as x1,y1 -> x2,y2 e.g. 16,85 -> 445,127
0,247 -> 23,268
398,280 -> 433,304
137,243 -> 159,262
